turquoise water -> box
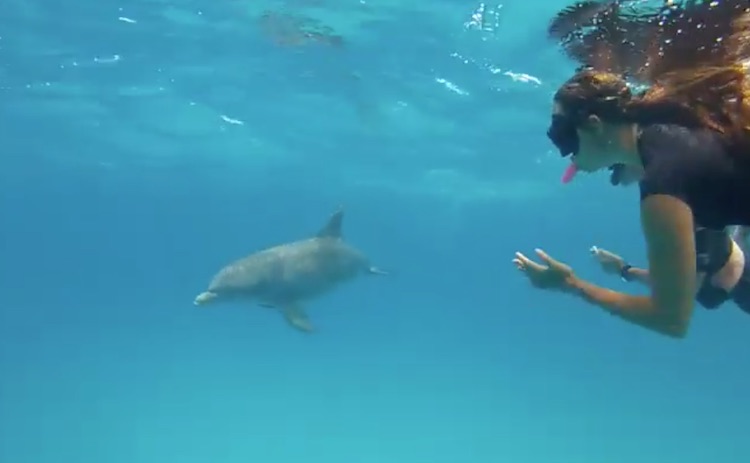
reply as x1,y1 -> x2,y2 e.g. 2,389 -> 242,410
1,1 -> 749,462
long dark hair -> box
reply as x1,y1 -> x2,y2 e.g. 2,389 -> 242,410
549,1 -> 750,151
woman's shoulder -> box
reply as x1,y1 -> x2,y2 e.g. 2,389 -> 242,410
638,123 -> 725,167
639,123 -> 720,146
636,124 -> 727,202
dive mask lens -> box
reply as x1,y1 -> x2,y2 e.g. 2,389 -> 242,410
546,114 -> 579,157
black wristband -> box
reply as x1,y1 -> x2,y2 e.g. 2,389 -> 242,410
620,263 -> 633,282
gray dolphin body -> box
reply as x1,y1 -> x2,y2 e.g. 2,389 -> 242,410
193,208 -> 386,333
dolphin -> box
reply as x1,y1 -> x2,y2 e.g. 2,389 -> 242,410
193,207 -> 387,333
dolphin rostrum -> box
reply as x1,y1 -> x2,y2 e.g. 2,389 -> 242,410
193,207 -> 387,333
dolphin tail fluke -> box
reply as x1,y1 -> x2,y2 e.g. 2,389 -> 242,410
282,303 -> 315,333
317,207 -> 344,239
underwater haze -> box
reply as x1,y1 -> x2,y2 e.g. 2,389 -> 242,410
1,0 -> 749,462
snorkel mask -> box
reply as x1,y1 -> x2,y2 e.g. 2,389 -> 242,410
546,113 -> 579,158
547,112 -> 581,184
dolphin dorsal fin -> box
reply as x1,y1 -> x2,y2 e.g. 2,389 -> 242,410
317,208 -> 344,239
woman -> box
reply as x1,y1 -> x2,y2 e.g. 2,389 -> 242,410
513,2 -> 750,338
590,164 -> 750,316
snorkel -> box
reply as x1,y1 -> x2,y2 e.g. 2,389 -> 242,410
562,164 -> 577,184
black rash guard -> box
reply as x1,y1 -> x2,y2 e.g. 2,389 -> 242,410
635,123 -> 750,314
637,124 -> 750,228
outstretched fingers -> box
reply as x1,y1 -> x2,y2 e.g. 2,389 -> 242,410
535,248 -> 570,271
514,252 -> 546,272
534,248 -> 555,264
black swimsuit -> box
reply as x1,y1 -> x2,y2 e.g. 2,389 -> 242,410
638,124 -> 750,228
637,124 -> 750,315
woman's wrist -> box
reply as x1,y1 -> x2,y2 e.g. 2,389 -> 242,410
564,275 -> 615,312
563,274 -> 584,295
619,263 -> 634,281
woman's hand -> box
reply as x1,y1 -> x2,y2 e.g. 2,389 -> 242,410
513,248 -> 576,292
590,246 -> 626,275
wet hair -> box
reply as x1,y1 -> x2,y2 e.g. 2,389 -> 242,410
549,1 -> 750,152
548,1 -> 659,80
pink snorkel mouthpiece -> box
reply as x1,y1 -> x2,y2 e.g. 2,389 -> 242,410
561,163 -> 577,184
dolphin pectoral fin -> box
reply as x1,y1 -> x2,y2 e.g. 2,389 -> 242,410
281,304 -> 314,333
194,291 -> 217,305
258,302 -> 276,309
367,266 -> 389,276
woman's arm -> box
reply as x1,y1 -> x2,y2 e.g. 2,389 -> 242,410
622,266 -> 650,286
590,246 -> 651,286
565,195 -> 697,338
